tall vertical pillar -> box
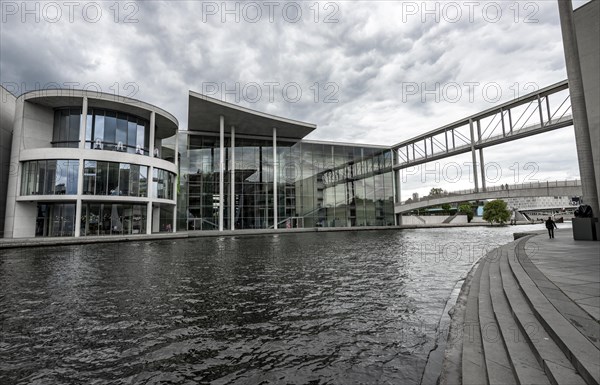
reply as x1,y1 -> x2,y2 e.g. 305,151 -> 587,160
149,112 -> 156,158
479,149 -> 486,192
273,127 -> 278,229
74,96 -> 88,237
219,115 -> 224,231
74,159 -> 84,237
558,0 -> 599,217
146,167 -> 153,235
172,130 -> 179,233
230,126 -> 235,230
79,97 -> 88,149
477,120 -> 486,191
469,119 -> 479,192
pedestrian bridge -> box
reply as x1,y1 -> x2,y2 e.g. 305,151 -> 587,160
395,180 -> 582,214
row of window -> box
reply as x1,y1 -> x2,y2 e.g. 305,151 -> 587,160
21,160 -> 79,195
21,160 -> 175,200
51,108 -> 151,155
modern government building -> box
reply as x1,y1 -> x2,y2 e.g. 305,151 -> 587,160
0,1 -> 597,239
0,87 -> 395,238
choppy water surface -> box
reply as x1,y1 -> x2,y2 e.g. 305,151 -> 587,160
0,225 -> 545,384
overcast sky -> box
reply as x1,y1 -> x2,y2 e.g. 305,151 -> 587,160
0,0 -> 592,197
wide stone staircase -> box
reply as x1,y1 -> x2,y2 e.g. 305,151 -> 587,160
442,235 -> 600,385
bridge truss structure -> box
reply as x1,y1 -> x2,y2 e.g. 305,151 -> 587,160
391,80 -> 573,200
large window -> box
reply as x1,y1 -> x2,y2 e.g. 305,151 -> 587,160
52,108 -> 81,148
85,108 -> 149,154
21,160 -> 79,195
81,202 -> 147,236
82,160 -> 148,197
35,203 -> 76,237
153,168 -> 175,200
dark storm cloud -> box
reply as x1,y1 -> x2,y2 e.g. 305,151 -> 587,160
0,0 -> 591,186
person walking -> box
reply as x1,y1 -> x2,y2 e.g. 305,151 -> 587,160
545,216 -> 558,239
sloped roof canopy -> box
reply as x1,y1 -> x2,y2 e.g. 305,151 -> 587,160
188,91 -> 316,139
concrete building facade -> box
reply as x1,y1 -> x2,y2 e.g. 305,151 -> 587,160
3,89 -> 178,238
0,86 -> 17,237
574,0 -> 600,210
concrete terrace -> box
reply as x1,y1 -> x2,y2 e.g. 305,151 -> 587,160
441,229 -> 600,385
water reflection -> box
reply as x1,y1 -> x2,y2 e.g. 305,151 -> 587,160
0,225 -> 544,384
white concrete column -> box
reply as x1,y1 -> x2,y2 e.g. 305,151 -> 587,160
149,111 -> 156,158
146,166 -> 153,234
74,95 -> 88,237
558,0 -> 599,217
79,96 -> 88,149
477,120 -> 486,192
219,115 -> 224,231
273,127 -> 278,229
172,130 -> 179,232
174,130 -> 179,167
230,126 -> 235,230
469,118 -> 479,193
74,159 -> 85,237
479,149 -> 486,192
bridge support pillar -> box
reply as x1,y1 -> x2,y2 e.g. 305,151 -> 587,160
479,148 -> 486,192
469,119 -> 479,193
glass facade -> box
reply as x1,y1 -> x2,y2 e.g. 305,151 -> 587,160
83,160 -> 149,197
21,160 -> 79,195
80,202 -> 147,236
153,168 -> 175,200
177,133 -> 395,231
35,203 -> 76,237
85,108 -> 150,154
52,108 -> 81,148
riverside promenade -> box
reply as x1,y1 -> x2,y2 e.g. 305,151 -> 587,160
441,229 -> 600,385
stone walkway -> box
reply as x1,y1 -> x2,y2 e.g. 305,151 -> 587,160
440,229 -> 600,385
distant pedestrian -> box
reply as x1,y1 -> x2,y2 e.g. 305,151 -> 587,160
545,216 -> 557,239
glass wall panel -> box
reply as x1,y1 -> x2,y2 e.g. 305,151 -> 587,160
108,162 -> 120,195
20,160 -> 79,196
96,161 -> 108,195
119,163 -> 130,196
81,202 -> 147,236
86,109 -> 150,155
104,111 -> 117,149
116,113 -> 128,151
35,203 -> 75,237
178,134 -> 394,231
51,108 -> 81,148
94,114 -> 105,148
128,119 -> 137,154
83,161 -> 96,195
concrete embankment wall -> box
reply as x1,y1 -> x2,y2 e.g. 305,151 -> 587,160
401,215 -> 469,225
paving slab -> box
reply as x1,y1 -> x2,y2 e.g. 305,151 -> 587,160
524,229 -> 600,323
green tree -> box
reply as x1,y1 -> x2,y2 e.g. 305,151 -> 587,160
482,200 -> 511,225
458,203 -> 474,223
429,187 -> 444,196
441,203 -> 452,214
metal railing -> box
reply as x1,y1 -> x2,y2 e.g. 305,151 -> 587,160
401,180 -> 581,205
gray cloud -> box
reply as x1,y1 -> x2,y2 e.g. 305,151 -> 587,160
1,0 -> 591,193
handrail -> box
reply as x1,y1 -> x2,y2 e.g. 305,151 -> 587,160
400,179 -> 581,205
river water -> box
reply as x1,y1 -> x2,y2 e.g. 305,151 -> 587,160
0,224 -> 548,384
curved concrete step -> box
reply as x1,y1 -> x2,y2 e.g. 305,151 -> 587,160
462,260 -> 488,385
488,251 -> 550,385
478,258 -> 517,384
500,245 -> 586,385
508,237 -> 600,385
517,239 -> 600,349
